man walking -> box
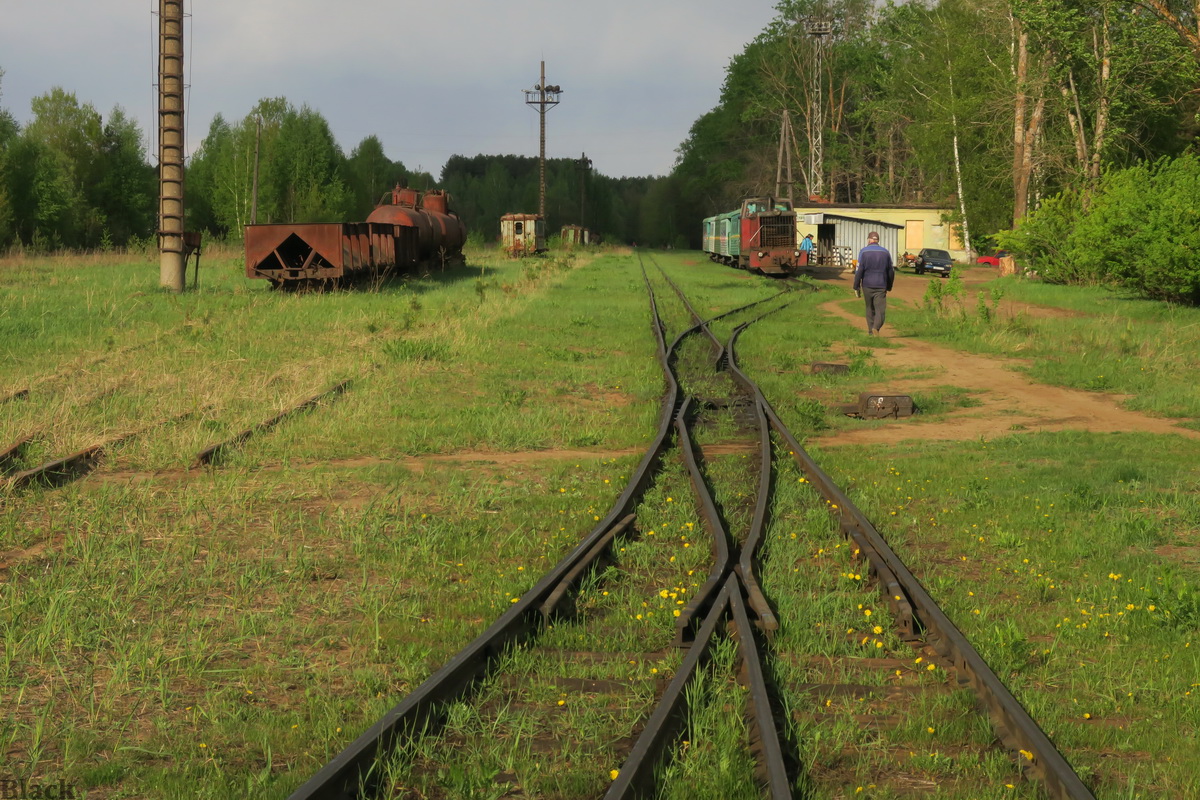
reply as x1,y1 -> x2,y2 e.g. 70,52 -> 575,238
852,231 -> 894,336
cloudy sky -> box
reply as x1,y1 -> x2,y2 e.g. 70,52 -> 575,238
0,0 -> 782,179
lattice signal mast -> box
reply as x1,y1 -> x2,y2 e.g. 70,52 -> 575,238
804,18 -> 832,199
524,62 -> 562,220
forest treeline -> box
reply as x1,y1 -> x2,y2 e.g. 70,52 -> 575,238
2,0 -> 1200,292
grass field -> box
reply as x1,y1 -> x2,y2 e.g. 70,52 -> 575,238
1,248 -> 1197,798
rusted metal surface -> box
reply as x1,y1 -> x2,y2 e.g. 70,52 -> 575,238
286,269 -> 682,800
500,213 -> 546,257
0,435 -> 34,474
728,577 -> 791,798
856,392 -> 914,419
673,396 -> 733,645
605,581 -> 732,800
365,186 -> 466,263
8,445 -> 105,490
761,398 -> 1095,800
195,380 -> 352,467
540,513 -> 635,620
5,410 -> 201,492
244,223 -> 415,284
726,324 -> 779,635
245,186 -> 466,287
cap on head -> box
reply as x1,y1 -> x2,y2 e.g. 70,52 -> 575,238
867,231 -> 879,242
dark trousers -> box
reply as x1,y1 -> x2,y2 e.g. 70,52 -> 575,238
863,286 -> 887,332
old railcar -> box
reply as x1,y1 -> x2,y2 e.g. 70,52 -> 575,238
368,187 -> 466,265
501,213 -> 545,256
702,196 -> 799,276
243,222 -> 418,286
245,186 -> 466,287
560,224 -> 591,246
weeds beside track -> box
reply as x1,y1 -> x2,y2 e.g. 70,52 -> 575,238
285,253 -> 1095,799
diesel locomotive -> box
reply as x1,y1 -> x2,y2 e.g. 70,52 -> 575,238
244,185 -> 466,287
701,196 -> 798,276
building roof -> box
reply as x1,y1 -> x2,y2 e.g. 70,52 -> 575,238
799,202 -> 951,211
803,213 -> 904,229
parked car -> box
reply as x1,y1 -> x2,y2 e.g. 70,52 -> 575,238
914,248 -> 954,276
976,250 -> 1009,267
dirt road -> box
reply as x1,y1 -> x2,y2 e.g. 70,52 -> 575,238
804,266 -> 1198,446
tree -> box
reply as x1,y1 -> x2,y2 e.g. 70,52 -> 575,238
346,135 -> 407,219
0,68 -> 18,248
92,107 -> 155,245
21,88 -> 104,246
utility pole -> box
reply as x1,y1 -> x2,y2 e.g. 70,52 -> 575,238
575,152 -> 592,227
524,61 -> 562,221
804,18 -> 832,200
158,0 -> 186,292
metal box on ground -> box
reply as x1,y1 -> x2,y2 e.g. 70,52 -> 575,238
859,392 -> 914,419
842,392 -> 915,419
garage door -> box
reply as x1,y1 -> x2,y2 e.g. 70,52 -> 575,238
905,220 -> 923,251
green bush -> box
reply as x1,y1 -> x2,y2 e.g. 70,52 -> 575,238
999,154 -> 1200,303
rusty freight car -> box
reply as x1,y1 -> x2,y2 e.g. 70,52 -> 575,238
245,185 -> 466,288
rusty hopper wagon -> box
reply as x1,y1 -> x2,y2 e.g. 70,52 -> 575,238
245,186 -> 466,287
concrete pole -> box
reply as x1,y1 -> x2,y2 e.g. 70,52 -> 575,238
158,0 -> 186,292
538,61 -> 546,220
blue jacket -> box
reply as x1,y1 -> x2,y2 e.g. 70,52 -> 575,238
853,243 -> 894,291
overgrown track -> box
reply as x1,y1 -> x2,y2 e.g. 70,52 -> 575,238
645,253 -> 1096,799
286,253 -> 1096,799
285,257 -> 793,798
2,408 -> 201,491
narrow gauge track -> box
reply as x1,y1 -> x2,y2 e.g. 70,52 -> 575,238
644,253 -> 1096,800
1,408 -> 202,491
286,253 -> 1095,799
285,258 -> 793,799
0,376 -> 353,492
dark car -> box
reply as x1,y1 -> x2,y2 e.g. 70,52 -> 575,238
914,248 -> 954,276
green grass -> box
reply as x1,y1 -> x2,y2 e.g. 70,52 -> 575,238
1,248 -> 1198,798
889,271 -> 1200,420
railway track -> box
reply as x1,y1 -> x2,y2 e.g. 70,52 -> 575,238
284,253 -> 1095,798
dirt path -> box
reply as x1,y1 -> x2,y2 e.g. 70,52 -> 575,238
805,267 -> 1199,446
